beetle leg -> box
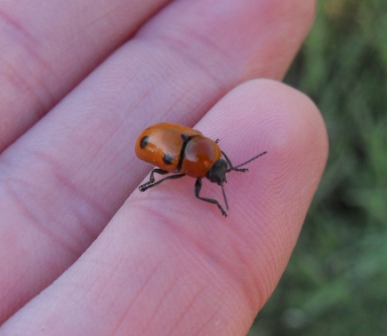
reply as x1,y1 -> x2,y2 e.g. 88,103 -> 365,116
194,178 -> 227,217
139,169 -> 185,192
139,168 -> 168,191
221,151 -> 248,172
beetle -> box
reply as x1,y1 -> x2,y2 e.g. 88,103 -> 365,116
135,122 -> 267,217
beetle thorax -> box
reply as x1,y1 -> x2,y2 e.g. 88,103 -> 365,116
182,136 -> 222,178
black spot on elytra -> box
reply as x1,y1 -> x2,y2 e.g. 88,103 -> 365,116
140,136 -> 149,149
163,153 -> 174,165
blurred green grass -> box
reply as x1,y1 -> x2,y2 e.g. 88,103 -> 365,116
249,0 -> 387,335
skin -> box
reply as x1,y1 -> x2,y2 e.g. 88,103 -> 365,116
0,0 -> 327,335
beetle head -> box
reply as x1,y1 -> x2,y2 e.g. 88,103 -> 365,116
206,159 -> 228,185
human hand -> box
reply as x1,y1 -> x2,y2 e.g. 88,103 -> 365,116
0,0 -> 327,335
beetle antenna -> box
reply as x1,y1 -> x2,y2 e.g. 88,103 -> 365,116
221,184 -> 229,210
226,151 -> 267,172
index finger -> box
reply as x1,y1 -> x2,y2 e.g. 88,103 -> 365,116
0,80 -> 328,335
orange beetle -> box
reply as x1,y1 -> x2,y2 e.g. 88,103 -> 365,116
135,122 -> 267,217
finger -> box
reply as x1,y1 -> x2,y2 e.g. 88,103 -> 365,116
0,0 -> 170,151
0,79 -> 328,335
0,0 -> 315,322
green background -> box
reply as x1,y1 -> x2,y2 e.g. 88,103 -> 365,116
250,0 -> 387,335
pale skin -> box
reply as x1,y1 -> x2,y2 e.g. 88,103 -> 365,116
0,0 -> 327,335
